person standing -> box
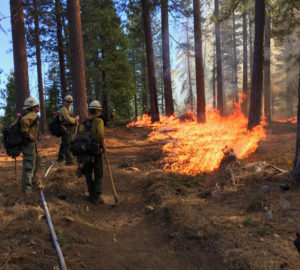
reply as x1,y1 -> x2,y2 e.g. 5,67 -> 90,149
20,97 -> 40,193
78,100 -> 104,204
111,109 -> 116,122
57,95 -> 79,165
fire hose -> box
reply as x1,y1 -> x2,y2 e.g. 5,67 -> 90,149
40,190 -> 67,270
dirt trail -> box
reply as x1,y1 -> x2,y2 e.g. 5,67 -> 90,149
0,125 -> 203,270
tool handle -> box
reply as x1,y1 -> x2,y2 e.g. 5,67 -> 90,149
15,157 -> 17,184
104,151 -> 119,204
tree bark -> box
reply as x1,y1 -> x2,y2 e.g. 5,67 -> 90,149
214,0 -> 224,115
293,55 -> 300,180
193,0 -> 205,122
10,0 -> 29,113
213,55 -> 216,109
248,0 -> 265,130
142,53 -> 148,110
249,13 -> 254,81
242,9 -> 248,115
232,11 -> 238,104
134,94 -> 138,119
264,15 -> 271,122
161,0 -> 174,116
33,0 -> 47,133
67,0 -> 87,120
141,0 -> 160,122
185,21 -> 194,111
55,0 -> 67,99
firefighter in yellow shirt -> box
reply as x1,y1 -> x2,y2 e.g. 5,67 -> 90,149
57,95 -> 79,165
20,97 -> 40,193
78,100 -> 104,204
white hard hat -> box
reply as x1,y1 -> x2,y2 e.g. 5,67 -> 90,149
64,95 -> 73,102
88,100 -> 102,110
23,97 -> 39,109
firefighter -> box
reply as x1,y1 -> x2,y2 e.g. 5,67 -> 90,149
57,95 -> 79,165
78,100 -> 104,204
111,109 -> 116,122
20,97 -> 40,193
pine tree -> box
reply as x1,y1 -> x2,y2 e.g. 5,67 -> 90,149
161,0 -> 174,116
0,73 -> 16,128
67,0 -> 87,120
10,0 -> 30,112
81,0 -> 135,120
141,0 -> 160,122
214,0 -> 224,115
193,0 -> 205,122
247,0 -> 265,130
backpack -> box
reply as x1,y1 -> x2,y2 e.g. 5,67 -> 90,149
2,119 -> 23,158
49,113 -> 63,137
71,118 -> 100,157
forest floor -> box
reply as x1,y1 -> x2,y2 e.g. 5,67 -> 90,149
0,120 -> 300,270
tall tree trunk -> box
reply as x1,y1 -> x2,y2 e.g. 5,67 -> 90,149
10,0 -> 29,113
248,0 -> 265,130
134,94 -> 138,119
242,9 -> 248,115
213,55 -> 216,109
249,13 -> 254,81
55,0 -> 67,99
142,53 -> 148,110
293,55 -> 300,180
33,0 -> 46,133
193,0 -> 205,122
161,72 -> 164,114
132,59 -> 138,119
214,0 -> 224,115
186,22 -> 194,111
67,0 -> 87,120
285,38 -> 295,117
141,0 -> 160,122
232,11 -> 238,104
102,88 -> 109,123
161,0 -> 174,116
264,15 -> 271,122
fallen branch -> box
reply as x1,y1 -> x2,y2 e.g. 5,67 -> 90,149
266,165 -> 287,173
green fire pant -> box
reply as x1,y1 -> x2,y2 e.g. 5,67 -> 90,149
58,127 -> 73,164
84,154 -> 103,199
21,142 -> 40,193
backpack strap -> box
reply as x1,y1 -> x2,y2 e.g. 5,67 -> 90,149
83,117 -> 98,131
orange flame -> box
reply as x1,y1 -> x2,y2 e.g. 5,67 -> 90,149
274,116 -> 297,124
127,104 -> 266,175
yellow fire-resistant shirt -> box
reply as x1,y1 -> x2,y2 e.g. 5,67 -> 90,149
79,113 -> 104,148
21,111 -> 40,137
59,106 -> 76,126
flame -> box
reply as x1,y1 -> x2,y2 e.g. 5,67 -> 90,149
274,116 -> 297,124
127,104 -> 266,175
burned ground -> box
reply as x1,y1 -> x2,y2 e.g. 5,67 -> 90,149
0,121 -> 299,270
